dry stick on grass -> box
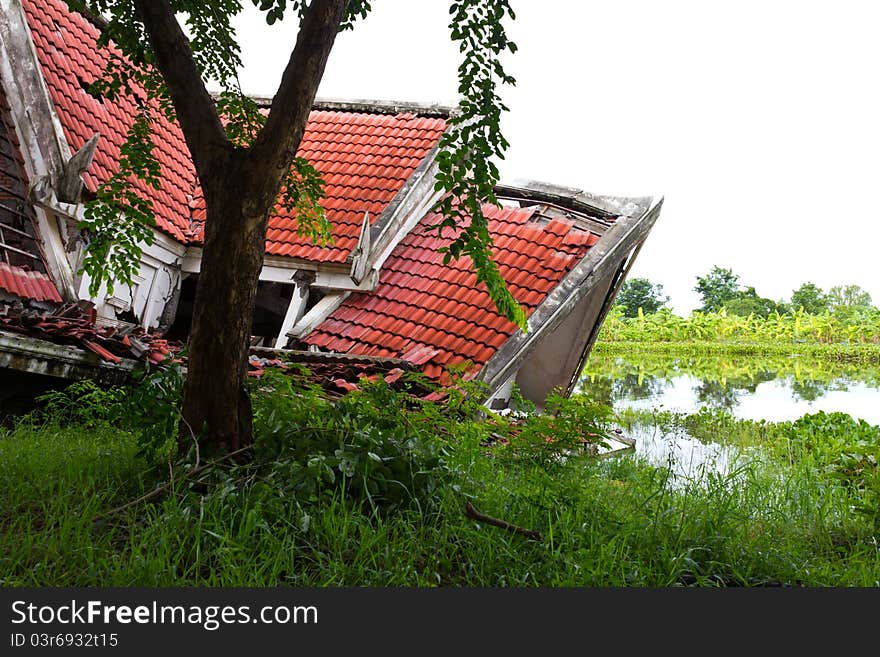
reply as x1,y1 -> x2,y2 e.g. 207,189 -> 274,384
463,500 -> 543,541
93,444 -> 255,522
93,424 -> 346,522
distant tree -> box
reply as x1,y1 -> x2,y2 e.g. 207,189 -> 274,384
774,298 -> 792,315
724,286 -> 782,318
694,266 -> 740,312
827,284 -> 872,310
615,277 -> 669,318
790,282 -> 828,315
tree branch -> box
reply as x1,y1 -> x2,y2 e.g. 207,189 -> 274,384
464,500 -> 544,541
132,0 -> 228,178
250,0 -> 349,180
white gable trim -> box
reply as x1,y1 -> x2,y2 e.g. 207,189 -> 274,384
0,0 -> 79,298
479,197 -> 664,398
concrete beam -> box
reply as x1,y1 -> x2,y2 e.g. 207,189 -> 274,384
0,330 -> 136,385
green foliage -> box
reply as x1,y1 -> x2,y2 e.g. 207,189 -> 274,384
780,412 -> 879,492
6,399 -> 880,586
724,286 -> 782,319
598,304 -> 880,346
620,406 -> 880,533
694,266 -> 740,312
33,380 -> 126,428
119,361 -> 186,460
827,284 -> 873,310
433,0 -> 525,329
6,366 -> 880,587
279,157 -> 332,246
615,277 -> 669,318
79,107 -> 160,297
214,91 -> 332,245
251,369 -> 453,514
31,365 -> 183,461
791,282 -> 829,315
214,90 -> 266,145
505,392 -> 613,466
250,0 -> 372,29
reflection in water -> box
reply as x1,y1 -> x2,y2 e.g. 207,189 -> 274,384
694,380 -> 740,412
790,378 -> 826,402
579,353 -> 880,425
581,352 -> 880,479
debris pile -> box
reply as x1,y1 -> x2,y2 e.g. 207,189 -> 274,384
0,299 -> 439,397
0,300 -> 182,365
246,349 -> 426,397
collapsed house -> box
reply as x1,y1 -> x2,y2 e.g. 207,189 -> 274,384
0,0 -> 662,411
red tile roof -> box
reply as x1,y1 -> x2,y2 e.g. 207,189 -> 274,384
303,204 -> 601,381
191,110 -> 447,262
0,263 -> 63,303
23,0 -> 198,244
24,0 -> 448,263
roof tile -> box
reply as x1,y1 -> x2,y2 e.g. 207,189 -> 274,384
305,203 -> 598,381
24,0 -> 448,264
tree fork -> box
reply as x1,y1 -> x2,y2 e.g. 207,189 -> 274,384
143,0 -> 350,454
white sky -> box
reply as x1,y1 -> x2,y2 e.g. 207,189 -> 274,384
231,0 -> 880,314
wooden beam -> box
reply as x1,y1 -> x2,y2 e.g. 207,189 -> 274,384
287,291 -> 350,340
180,250 -> 378,292
57,133 -> 98,203
349,210 -> 371,284
274,284 -> 308,348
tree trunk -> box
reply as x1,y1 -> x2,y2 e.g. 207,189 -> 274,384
167,0 -> 350,456
179,154 -> 274,455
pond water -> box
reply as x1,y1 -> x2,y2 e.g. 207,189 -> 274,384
580,351 -> 880,478
579,352 -> 880,424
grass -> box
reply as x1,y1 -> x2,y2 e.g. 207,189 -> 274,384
593,340 -> 880,363
1,371 -> 878,587
597,305 -> 880,347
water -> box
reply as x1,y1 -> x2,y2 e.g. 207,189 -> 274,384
606,373 -> 880,425
582,352 -> 880,478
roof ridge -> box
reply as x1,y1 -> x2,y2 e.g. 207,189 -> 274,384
213,92 -> 459,118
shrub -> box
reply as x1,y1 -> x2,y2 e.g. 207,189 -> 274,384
33,379 -> 125,427
251,368 -> 453,514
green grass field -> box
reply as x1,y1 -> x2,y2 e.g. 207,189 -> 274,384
2,367 -> 877,587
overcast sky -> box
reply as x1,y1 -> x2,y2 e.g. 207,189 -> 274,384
231,0 -> 880,314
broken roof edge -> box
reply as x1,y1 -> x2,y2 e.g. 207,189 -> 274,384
239,93 -> 460,118
496,179 -> 656,222
477,195 -> 664,396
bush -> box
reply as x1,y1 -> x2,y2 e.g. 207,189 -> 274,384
120,361 -> 185,459
251,368 -> 453,514
500,391 -> 614,466
31,362 -> 184,461
34,380 -> 125,427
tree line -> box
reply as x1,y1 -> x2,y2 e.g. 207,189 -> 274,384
615,266 -> 875,319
